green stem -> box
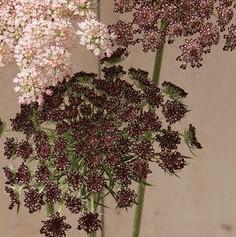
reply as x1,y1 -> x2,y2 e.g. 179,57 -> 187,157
132,180 -> 146,237
46,202 -> 54,217
90,193 -> 96,212
89,193 -> 97,237
152,46 -> 164,85
132,45 -> 165,237
89,231 -> 96,237
100,192 -> 105,237
96,1 -> 105,237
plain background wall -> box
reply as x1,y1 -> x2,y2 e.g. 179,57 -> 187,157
1,2 -> 236,237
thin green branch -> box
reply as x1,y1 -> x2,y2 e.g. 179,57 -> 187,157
46,202 -> 54,217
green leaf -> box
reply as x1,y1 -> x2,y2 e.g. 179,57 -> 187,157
102,164 -> 114,188
142,180 -> 153,187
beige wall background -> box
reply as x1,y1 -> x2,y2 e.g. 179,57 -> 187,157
1,2 -> 236,237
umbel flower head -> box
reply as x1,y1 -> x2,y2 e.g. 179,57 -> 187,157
0,0 -> 114,104
110,0 -> 236,68
3,66 -> 201,236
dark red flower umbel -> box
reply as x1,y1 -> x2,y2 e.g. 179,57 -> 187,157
3,67 -> 201,236
78,212 -> 101,233
40,212 -> 71,237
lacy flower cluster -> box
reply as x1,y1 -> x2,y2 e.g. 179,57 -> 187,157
110,0 -> 236,68
0,0 -> 115,104
3,66 -> 201,236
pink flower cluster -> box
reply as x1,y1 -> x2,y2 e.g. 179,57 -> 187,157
0,0 -> 114,104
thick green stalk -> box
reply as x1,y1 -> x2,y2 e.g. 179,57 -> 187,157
132,180 -> 146,237
89,193 -> 97,237
152,46 -> 165,85
96,2 -> 105,237
100,192 -> 105,237
132,46 -> 165,237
